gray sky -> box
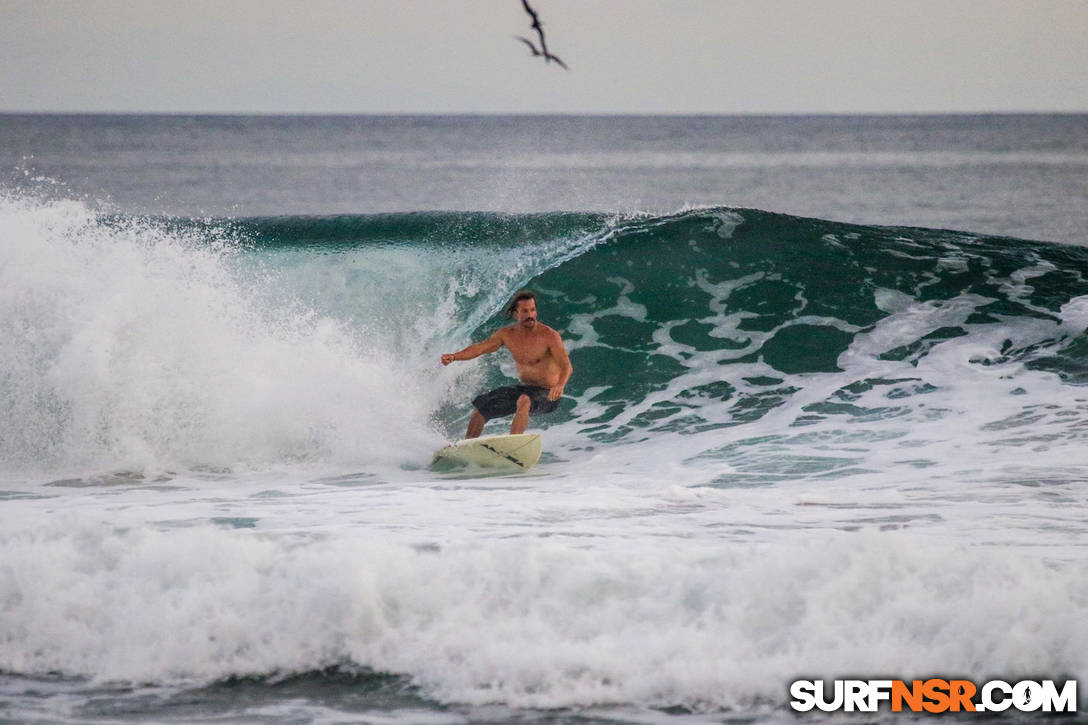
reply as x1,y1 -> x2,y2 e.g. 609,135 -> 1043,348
2,0 -> 1086,114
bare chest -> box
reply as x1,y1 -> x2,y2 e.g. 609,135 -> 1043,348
505,333 -> 552,365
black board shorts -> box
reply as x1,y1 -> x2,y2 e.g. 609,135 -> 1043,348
472,384 -> 560,421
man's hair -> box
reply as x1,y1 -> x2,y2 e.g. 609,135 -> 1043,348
506,290 -> 537,318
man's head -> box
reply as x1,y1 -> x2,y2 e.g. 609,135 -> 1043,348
506,290 -> 538,328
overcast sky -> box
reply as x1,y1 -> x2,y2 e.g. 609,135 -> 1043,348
2,0 -> 1086,114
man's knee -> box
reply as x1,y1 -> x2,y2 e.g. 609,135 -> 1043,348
516,394 -> 531,412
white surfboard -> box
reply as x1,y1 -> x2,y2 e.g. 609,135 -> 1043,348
432,433 -> 542,471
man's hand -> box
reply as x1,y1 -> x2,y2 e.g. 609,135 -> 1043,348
441,353 -> 455,366
548,384 -> 564,401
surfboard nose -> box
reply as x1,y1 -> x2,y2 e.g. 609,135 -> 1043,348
432,433 -> 542,472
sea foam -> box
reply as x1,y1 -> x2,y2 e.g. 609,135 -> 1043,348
0,195 -> 438,474
1,515 -> 1084,710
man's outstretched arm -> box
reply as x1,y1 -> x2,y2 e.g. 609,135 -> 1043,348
441,331 -> 504,366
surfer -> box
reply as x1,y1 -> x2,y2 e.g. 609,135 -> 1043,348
441,290 -> 573,439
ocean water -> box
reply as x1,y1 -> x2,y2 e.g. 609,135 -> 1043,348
2,114 -> 1087,724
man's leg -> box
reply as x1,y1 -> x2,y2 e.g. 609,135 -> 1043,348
511,394 -> 531,434
466,408 -> 486,439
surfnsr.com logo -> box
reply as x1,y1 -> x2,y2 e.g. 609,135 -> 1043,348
790,679 -> 1077,713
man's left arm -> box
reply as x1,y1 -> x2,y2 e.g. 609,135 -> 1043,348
548,330 -> 573,401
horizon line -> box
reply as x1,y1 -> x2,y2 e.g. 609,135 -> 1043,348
2,109 -> 1087,118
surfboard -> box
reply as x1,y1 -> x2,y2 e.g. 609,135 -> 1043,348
432,433 -> 542,471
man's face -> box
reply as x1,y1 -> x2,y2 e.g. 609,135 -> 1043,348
515,299 -> 537,328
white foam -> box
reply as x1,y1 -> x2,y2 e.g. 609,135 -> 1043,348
0,516 -> 1084,710
0,195 -> 439,474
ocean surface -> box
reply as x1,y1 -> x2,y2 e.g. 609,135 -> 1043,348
2,114 -> 1087,724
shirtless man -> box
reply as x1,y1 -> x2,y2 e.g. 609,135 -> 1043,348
441,290 -> 573,439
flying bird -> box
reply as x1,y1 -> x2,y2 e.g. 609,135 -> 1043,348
515,0 -> 569,70
514,35 -> 569,70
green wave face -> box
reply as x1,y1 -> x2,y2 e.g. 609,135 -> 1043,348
456,208 -> 1088,443
159,207 -> 1088,446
